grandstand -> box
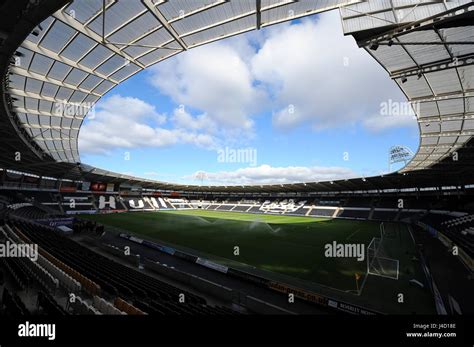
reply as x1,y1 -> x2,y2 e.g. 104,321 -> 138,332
0,0 -> 473,327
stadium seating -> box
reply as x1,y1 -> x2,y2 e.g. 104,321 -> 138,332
1,226 -> 59,294
36,250 -> 82,294
420,213 -> 474,257
232,205 -> 252,212
37,291 -> 68,315
1,186 -> 473,318
11,219 -> 236,315
167,198 -> 192,209
189,200 -> 211,209
397,210 -> 423,221
440,215 -> 474,256
259,199 -> 306,214
114,297 -> 146,315
246,206 -> 261,213
20,190 -> 57,204
1,288 -> 30,315
315,199 -> 341,207
216,204 -> 233,211
371,210 -> 398,221
341,197 -> 373,207
92,295 -> 125,315
338,209 -> 370,219
420,213 -> 453,226
373,198 -> 400,209
308,208 -> 336,217
8,204 -> 53,219
0,255 -> 30,291
125,197 -> 156,211
60,193 -> 96,214
287,206 -> 308,215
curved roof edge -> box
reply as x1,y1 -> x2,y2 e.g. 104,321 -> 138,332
1,0 -> 474,193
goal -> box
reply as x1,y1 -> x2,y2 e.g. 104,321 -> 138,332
366,223 -> 399,280
380,221 -> 398,239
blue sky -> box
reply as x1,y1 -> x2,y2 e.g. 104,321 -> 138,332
78,11 -> 419,185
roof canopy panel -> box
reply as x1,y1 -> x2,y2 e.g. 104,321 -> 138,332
341,0 -> 474,172
2,0 -> 474,191
7,0 -> 361,164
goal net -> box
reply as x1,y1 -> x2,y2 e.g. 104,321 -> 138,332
366,223 -> 399,280
380,221 -> 398,240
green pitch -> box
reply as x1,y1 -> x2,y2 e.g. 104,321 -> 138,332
82,209 -> 381,290
81,209 -> 435,313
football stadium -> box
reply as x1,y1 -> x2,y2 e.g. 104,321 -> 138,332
0,0 -> 473,344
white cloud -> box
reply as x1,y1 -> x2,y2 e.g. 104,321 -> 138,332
80,12 -> 417,163
171,107 -> 217,133
363,114 -> 417,132
251,12 -> 417,132
147,39 -> 267,135
147,12 -> 416,134
79,95 -> 216,155
185,164 -> 357,185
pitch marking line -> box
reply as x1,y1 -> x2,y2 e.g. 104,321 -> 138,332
346,228 -> 360,241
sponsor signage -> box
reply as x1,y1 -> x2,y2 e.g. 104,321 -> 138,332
129,236 -> 143,244
91,182 -> 107,192
141,240 -> 176,255
66,210 -> 95,215
59,186 -> 76,193
119,233 -> 144,245
268,281 -> 329,307
36,218 -> 74,227
160,246 -> 176,255
99,209 -> 127,214
196,257 -> 228,273
336,302 -> 378,315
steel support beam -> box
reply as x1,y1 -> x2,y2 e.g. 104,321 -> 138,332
141,0 -> 188,50
52,9 -> 146,69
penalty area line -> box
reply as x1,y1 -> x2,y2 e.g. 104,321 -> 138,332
346,228 -> 360,241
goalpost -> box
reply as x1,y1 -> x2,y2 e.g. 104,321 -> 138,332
366,222 -> 399,280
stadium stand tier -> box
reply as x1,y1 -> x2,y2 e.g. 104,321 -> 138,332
308,208 -> 336,217
371,210 -> 399,221
338,209 -> 371,220
216,205 -> 234,211
2,216 -> 236,315
232,205 -> 252,212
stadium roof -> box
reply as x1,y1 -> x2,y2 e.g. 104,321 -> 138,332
340,0 -> 474,172
7,0 -> 361,163
1,0 -> 474,193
